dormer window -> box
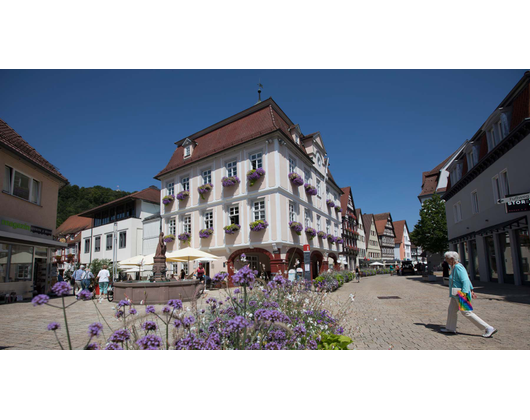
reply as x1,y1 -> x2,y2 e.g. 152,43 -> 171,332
450,162 -> 463,185
184,145 -> 191,158
182,138 -> 195,159
466,144 -> 479,169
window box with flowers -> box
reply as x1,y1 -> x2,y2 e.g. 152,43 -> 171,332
197,183 -> 213,200
289,221 -> 303,236
317,231 -> 328,239
288,172 -> 304,186
249,220 -> 268,232
162,194 -> 175,206
221,176 -> 240,188
304,183 -> 317,196
176,191 -> 190,201
163,234 -> 176,243
305,227 -> 317,240
326,199 -> 335,208
223,224 -> 241,234
178,232 -> 191,245
328,235 -> 336,244
336,207 -> 342,213
336,237 -> 344,244
247,168 -> 266,186
199,228 -> 214,239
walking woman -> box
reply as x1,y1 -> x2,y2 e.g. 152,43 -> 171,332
440,251 -> 497,338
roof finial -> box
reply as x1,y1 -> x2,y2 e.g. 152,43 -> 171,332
256,80 -> 263,104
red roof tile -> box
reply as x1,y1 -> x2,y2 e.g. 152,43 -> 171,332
56,215 -> 93,236
0,118 -> 68,184
393,220 -> 407,244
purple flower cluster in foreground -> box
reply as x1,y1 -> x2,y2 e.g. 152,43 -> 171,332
212,272 -> 228,283
47,322 -> 60,331
167,299 -> 183,309
88,322 -> 103,337
221,176 -> 240,187
304,183 -> 318,196
288,172 -> 304,186
52,281 -> 72,297
232,265 -> 257,288
32,294 -> 50,306
141,321 -> 158,331
77,290 -> 92,301
137,335 -> 163,350
109,329 -> 131,343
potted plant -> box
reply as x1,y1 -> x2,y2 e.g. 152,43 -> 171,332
199,228 -> 214,239
221,176 -> 240,188
304,183 -> 317,196
163,234 -> 176,243
317,231 -> 328,239
249,219 -> 268,232
336,237 -> 344,244
288,172 -> 304,186
197,183 -> 213,200
328,235 -> 336,244
162,194 -> 175,205
223,223 -> 241,234
176,190 -> 190,201
247,168 -> 266,186
336,207 -> 342,213
305,227 -> 317,240
178,232 -> 191,245
326,199 -> 335,208
289,221 -> 303,236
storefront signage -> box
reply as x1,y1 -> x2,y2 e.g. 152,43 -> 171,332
500,193 -> 530,214
0,217 -> 53,238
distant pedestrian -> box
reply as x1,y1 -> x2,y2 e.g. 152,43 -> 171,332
72,265 -> 87,295
440,251 -> 497,338
84,268 -> 95,291
355,267 -> 360,281
180,269 -> 186,280
96,264 -> 111,303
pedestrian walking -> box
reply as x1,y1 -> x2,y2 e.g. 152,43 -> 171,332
355,267 -> 360,281
84,268 -> 95,291
96,264 -> 111,303
440,251 -> 497,338
180,269 -> 186,280
72,265 -> 87,295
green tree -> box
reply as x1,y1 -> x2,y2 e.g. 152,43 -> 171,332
410,194 -> 448,255
89,258 -> 122,281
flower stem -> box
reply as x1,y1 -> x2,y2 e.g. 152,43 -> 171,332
53,330 -> 64,350
62,296 -> 72,350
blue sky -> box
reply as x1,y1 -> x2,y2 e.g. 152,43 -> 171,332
0,70 -> 524,230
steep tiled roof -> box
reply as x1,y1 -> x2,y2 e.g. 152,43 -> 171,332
78,186 -> 160,217
393,220 -> 406,244
362,214 -> 373,238
56,215 -> 93,236
340,186 -> 350,213
0,118 -> 68,184
375,219 -> 387,236
374,212 -> 390,221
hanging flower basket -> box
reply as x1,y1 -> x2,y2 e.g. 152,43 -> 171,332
328,235 -> 336,244
305,227 -> 317,240
336,237 -> 344,244
198,183 -> 213,200
176,190 -> 190,201
249,219 -> 268,232
163,234 -> 175,243
289,221 -> 303,235
247,168 -> 266,186
326,199 -> 336,208
336,207 -> 342,213
178,232 -> 191,245
162,194 -> 175,205
221,176 -> 240,188
317,231 -> 328,239
223,223 -> 241,234
199,228 -> 214,239
304,183 -> 317,196
288,172 -> 304,186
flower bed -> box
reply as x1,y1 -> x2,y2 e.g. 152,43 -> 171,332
199,228 -> 214,239
289,221 -> 303,235
305,227 -> 317,240
326,199 -> 335,208
162,194 -> 175,205
317,231 -> 327,239
176,190 -> 190,201
249,219 -> 268,232
288,172 -> 304,186
313,270 -> 355,292
304,183 -> 317,196
221,176 -> 240,188
223,224 -> 241,234
247,168 -> 265,186
198,183 -> 213,200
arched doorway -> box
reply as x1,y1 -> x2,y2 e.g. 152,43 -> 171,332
328,253 -> 339,271
227,248 -> 274,282
286,247 -> 304,271
311,250 -> 323,279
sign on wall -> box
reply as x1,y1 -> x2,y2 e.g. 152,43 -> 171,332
498,193 -> 530,214
0,217 -> 53,238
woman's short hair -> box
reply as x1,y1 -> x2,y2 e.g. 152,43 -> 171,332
444,251 -> 460,262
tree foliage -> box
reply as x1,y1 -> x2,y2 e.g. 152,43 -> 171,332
57,185 -> 132,227
410,194 -> 448,255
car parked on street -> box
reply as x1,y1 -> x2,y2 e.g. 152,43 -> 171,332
400,261 -> 415,276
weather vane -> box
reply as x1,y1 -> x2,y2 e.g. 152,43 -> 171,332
257,81 -> 263,104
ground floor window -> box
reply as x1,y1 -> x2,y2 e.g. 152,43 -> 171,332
0,242 -> 40,298
484,235 -> 499,282
517,228 -> 530,284
471,240 -> 479,281
499,232 -> 515,284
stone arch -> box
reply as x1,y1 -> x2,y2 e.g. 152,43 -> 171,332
311,250 -> 324,278
286,247 -> 304,270
227,248 -> 274,284
328,252 -> 340,271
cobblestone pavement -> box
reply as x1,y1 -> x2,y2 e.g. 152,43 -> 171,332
1,275 -> 529,350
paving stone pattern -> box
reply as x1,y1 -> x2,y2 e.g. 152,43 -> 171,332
1,275 -> 529,350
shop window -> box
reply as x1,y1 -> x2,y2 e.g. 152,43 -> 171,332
499,232 -> 514,284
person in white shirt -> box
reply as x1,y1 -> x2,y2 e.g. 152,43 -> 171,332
96,264 -> 111,303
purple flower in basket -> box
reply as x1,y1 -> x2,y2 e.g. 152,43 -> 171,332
304,183 -> 318,196
326,199 -> 336,208
223,223 -> 241,234
198,183 -> 213,200
178,232 -> 191,244
336,207 -> 342,212
249,219 -> 269,232
289,221 -> 303,235
176,190 -> 190,201
317,230 -> 328,239
305,227 -> 317,239
288,172 -> 304,186
163,234 -> 175,243
199,228 -> 214,238
247,167 -> 266,186
328,235 -> 336,243
336,237 -> 344,244
221,176 -> 240,187
162,194 -> 175,205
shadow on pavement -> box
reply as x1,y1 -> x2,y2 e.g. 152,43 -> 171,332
413,323 -> 480,337
0,346 -> 13,350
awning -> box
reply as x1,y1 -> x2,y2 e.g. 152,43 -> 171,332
476,215 -> 528,237
0,230 -> 67,248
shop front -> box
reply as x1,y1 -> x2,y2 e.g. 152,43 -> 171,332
0,217 -> 66,300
